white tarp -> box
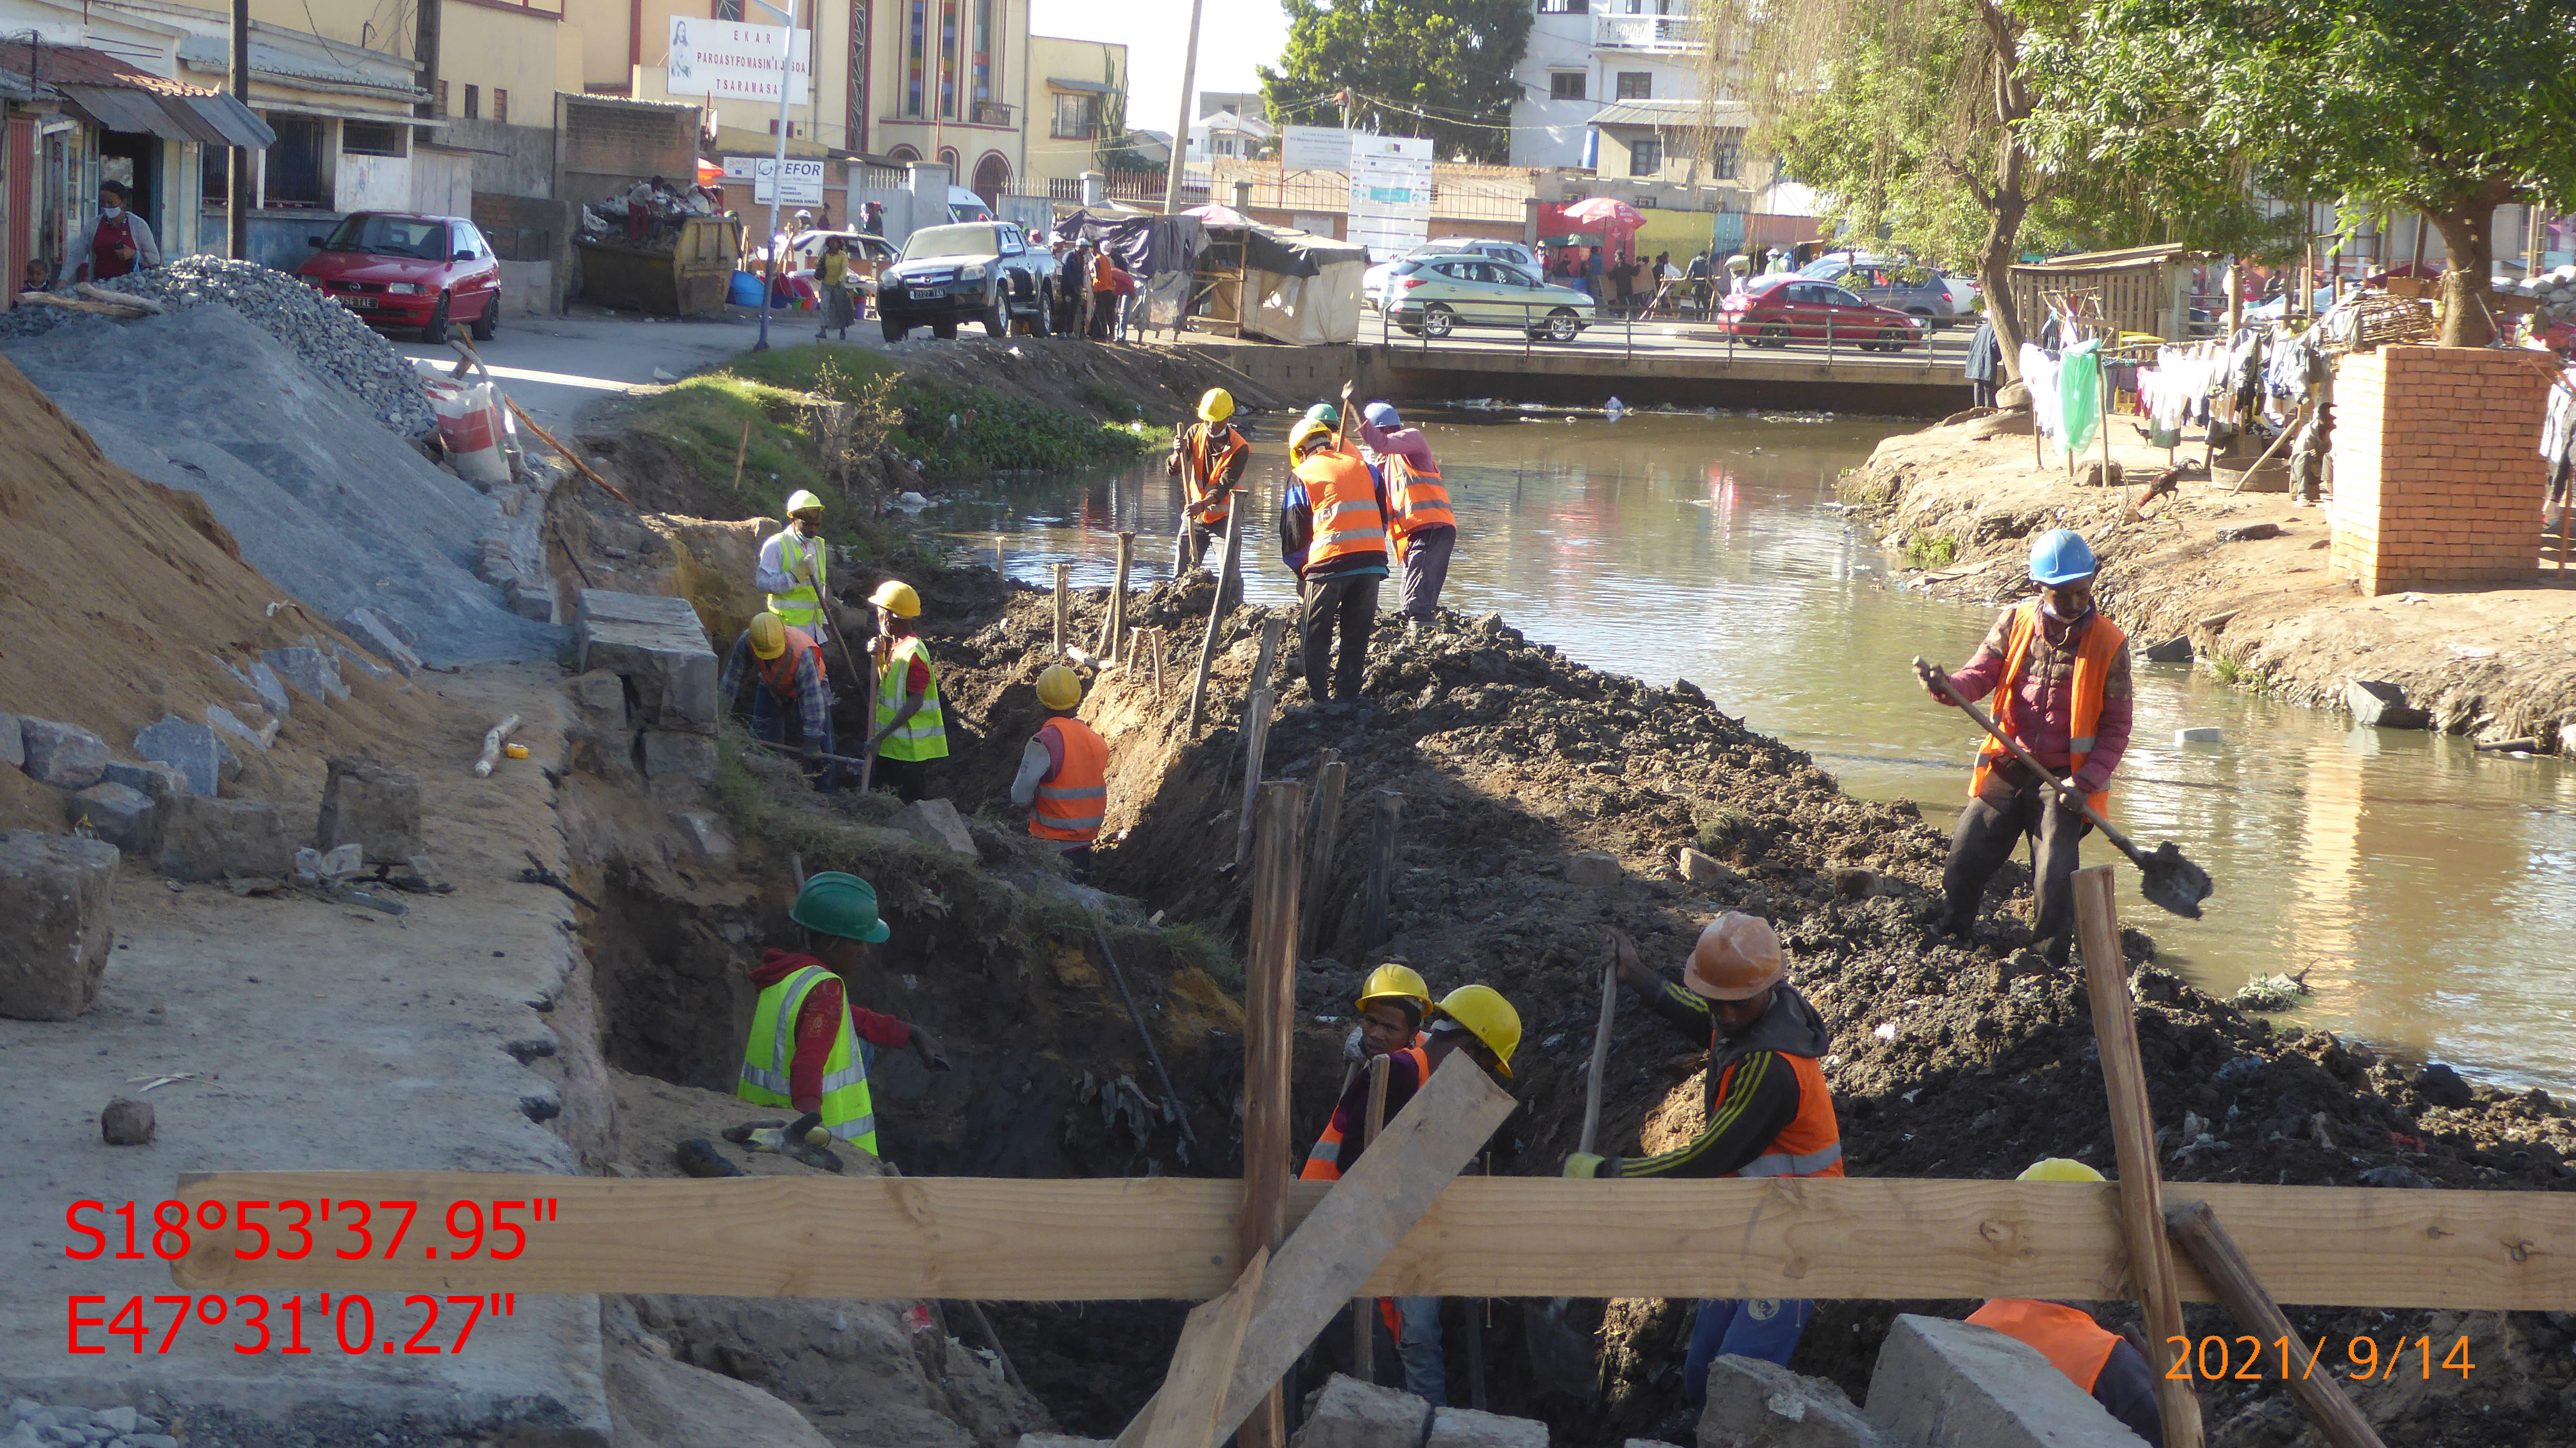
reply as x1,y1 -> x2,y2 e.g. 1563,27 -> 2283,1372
1243,259 -> 1365,345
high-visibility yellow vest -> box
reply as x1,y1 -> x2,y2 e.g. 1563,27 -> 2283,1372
873,634 -> 948,762
736,964 -> 878,1154
769,530 -> 828,629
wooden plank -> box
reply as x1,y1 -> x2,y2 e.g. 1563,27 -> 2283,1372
2075,866 -> 2205,1448
1118,1248 -> 1270,1448
1351,1050 -> 1393,1382
2166,1200 -> 2386,1448
1297,751 -> 1346,961
1356,789 -> 1402,954
1237,779 -> 1303,1448
169,1175 -> 2576,1310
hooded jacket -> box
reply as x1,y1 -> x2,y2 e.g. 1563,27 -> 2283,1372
1602,978 -> 1837,1179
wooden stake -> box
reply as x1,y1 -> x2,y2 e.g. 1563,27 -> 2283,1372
1249,613 -> 1284,697
1357,789 -> 1403,956
1151,628 -> 1168,701
1351,1050 -> 1393,1382
2073,865 -> 2205,1448
1297,751 -> 1347,961
1231,689 -> 1276,869
995,532 -> 1007,578
1053,562 -> 1069,655
1107,530 -> 1136,662
2165,1201 -> 2387,1448
1118,1248 -> 1270,1448
1237,779 -> 1305,1448
730,417 -> 753,495
1184,525 -> 1244,733
505,396 -> 636,507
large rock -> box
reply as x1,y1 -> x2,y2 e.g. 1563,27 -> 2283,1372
204,704 -> 266,757
640,730 -> 718,785
262,645 -> 347,702
338,608 -> 424,675
605,1338 -> 834,1448
1677,846 -> 1735,887
576,590 -> 719,735
315,757 -> 424,861
1864,1314 -> 2143,1447
2140,636 -> 2192,664
103,758 -> 192,803
18,718 -> 110,790
1567,850 -> 1625,889
221,657 -> 291,718
132,715 -> 232,797
1291,1373 -> 1433,1448
0,830 -> 120,1021
1427,1405 -> 1548,1448
2347,679 -> 2431,730
1700,1355 -> 1888,1448
68,782 -> 156,854
902,798 -> 978,856
1017,1440 -> 1115,1448
0,711 -> 19,769
155,796 -> 295,881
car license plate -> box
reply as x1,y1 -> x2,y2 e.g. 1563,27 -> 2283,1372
344,296 -> 376,310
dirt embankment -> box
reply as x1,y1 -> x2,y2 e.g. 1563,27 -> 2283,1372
1843,415 -> 2576,751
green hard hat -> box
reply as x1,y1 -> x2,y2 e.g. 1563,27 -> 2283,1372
790,871 -> 892,943
1303,401 -> 1340,427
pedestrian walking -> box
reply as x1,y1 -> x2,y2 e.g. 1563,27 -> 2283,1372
816,235 -> 856,341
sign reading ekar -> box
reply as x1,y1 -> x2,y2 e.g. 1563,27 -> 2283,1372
666,17 -> 812,106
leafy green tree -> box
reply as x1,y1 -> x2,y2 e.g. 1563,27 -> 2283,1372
1259,0 -> 1531,165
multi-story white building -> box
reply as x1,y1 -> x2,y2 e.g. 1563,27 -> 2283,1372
1510,0 -> 1724,179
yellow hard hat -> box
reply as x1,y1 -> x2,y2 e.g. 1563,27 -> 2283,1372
2018,1158 -> 2107,1183
869,579 -> 921,618
784,489 -> 824,517
1683,912 -> 1785,1001
1356,962 -> 1431,1016
1289,418 -> 1332,456
749,610 -> 788,660
1035,662 -> 1083,710
1199,387 -> 1235,423
1428,984 -> 1520,1078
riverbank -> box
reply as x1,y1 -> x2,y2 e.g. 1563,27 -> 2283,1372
1842,413 -> 2576,752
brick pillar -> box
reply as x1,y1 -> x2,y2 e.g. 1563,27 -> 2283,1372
2327,345 -> 2552,595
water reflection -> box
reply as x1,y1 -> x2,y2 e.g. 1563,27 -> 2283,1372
935,409 -> 2576,1091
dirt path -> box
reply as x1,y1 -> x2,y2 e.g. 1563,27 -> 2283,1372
1845,415 -> 2576,751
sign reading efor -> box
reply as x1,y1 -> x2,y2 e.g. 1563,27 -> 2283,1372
753,157 -> 827,206
667,17 -> 812,105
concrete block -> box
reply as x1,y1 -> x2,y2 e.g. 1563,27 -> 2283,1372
68,783 -> 156,854
1864,1314 -> 2143,1448
264,645 -> 347,702
902,798 -> 978,856
1427,1406 -> 1548,1448
507,577 -> 558,622
2347,679 -> 2431,730
331,641 -> 394,682
0,830 -> 120,1021
155,796 -> 295,881
204,705 -> 266,758
230,658 -> 292,717
576,590 -> 718,733
17,718 -> 110,790
133,715 -> 232,796
0,711 -> 19,770
103,759 -> 191,804
1292,1374 -> 1433,1448
640,730 -> 718,785
1567,850 -> 1624,889
569,669 -> 630,723
2174,727 -> 2223,745
338,608 -> 424,675
1700,1355 -> 1888,1448
2140,636 -> 2191,663
1678,846 -> 1735,887
315,757 -> 424,862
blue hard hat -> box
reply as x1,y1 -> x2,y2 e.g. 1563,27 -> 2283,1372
2028,528 -> 2098,585
1363,401 -> 1401,429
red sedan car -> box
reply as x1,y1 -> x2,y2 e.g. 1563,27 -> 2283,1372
1718,274 -> 1925,351
296,212 -> 501,341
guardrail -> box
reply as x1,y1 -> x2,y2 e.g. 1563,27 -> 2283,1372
1367,291 -> 1960,372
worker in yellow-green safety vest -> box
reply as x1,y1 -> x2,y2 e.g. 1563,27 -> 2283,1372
864,578 -> 947,803
760,490 -> 835,644
731,872 -> 952,1171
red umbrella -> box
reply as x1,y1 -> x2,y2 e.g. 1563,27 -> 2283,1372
1560,196 -> 1644,230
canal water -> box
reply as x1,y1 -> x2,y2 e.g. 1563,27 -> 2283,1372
935,409 -> 2576,1092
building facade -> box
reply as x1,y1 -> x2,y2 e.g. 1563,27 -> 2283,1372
1023,33 -> 1122,201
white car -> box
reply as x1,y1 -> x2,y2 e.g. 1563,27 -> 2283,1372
1365,238 -> 1543,309
1382,254 -> 1595,342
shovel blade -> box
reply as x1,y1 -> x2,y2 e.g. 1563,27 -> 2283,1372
1521,1299 -> 1598,1404
2138,841 -> 2213,919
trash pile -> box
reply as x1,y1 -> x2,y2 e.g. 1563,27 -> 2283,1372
2497,262 -> 2576,323
0,256 -> 434,436
575,177 -> 720,252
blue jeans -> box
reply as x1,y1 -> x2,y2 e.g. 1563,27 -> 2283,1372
1396,1296 -> 1444,1407
1682,1298 -> 1814,1407
751,686 -> 838,790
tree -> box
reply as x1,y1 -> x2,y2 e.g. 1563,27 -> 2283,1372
2075,0 -> 2576,345
1093,53 -> 1151,177
1259,0 -> 1531,166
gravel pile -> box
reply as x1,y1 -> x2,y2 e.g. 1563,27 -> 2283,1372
5,1399 -> 177,1448
1,257 -> 434,437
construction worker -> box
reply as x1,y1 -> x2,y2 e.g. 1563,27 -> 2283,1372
1968,1161 -> 2166,1446
1915,528 -> 2133,968
1011,663 -> 1108,880
1301,963 -> 1435,1181
1280,381 -> 1393,709
734,871 -> 951,1168
718,610 -> 838,787
864,579 -> 947,803
1571,917 -> 1840,1410
1170,387 -> 1251,607
1354,400 -> 1455,628
760,490 -> 836,646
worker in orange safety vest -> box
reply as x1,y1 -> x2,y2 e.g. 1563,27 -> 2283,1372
1280,380 -> 1393,708
1355,400 -> 1455,627
1967,1160 -> 2167,1445
1010,663 -> 1108,881
1169,387 -> 1250,607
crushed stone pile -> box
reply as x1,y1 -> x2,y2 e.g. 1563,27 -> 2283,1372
0,256 -> 435,437
1,306 -> 557,665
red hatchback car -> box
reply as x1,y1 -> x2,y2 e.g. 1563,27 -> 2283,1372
296,212 -> 501,341
1718,274 -> 1924,351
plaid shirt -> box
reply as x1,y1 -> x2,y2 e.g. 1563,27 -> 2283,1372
720,631 -> 832,743
1945,606 -> 2133,796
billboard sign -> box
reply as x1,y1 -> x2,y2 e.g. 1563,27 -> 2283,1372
666,17 -> 812,106
752,156 -> 827,206
1346,134 -> 1433,258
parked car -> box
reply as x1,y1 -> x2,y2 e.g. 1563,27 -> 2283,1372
297,211 -> 501,341
873,221 -> 1054,341
1799,250 -> 1960,327
1365,238 -> 1543,308
1382,254 -> 1594,342
783,229 -> 899,299
1715,275 -> 1926,350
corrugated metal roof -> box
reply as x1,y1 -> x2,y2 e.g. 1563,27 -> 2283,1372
0,41 -> 273,147
1586,98 -> 1753,130
1048,76 -> 1116,94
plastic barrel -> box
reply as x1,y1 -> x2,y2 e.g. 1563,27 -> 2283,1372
728,270 -> 765,307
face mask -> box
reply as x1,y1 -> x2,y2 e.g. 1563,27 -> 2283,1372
99,206 -> 122,218
2039,596 -> 2089,623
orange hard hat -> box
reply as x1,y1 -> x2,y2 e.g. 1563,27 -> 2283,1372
1682,912 -> 1784,1000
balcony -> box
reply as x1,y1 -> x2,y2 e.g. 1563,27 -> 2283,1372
1594,12 -> 1696,51
972,99 -> 1015,127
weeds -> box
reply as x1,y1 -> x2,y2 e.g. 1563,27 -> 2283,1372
1903,531 -> 1959,569
1158,921 -> 1240,987
890,380 -> 1155,476
1693,801 -> 1756,858
1080,379 -> 1149,421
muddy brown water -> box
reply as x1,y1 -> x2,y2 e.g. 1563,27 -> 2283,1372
940,408 -> 2576,1094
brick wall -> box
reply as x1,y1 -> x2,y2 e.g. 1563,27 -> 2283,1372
2329,346 -> 2552,595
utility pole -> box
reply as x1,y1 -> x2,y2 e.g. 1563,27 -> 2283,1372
1161,0 -> 1204,215
752,0 -> 800,352
229,0 -> 250,259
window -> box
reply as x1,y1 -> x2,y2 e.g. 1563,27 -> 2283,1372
1616,72 -> 1651,99
342,120 -> 406,156
888,145 -> 921,163
1537,0 -> 1589,12
464,85 -> 479,119
494,89 -> 507,124
938,147 -> 959,172
713,0 -> 742,16
1549,72 -> 1585,100
1628,135 -> 1661,176
1712,136 -> 1740,180
939,0 -> 959,117
1053,91 -> 1091,138
436,80 -> 448,115
905,0 -> 926,114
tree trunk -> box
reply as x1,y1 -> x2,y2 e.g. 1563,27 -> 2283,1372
1978,166 -> 2031,382
2431,204 -> 2498,348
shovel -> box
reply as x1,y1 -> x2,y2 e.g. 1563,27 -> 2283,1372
1914,656 -> 2215,918
1523,956 -> 1619,1402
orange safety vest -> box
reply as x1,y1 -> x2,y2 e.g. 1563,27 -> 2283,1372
1384,454 -> 1454,544
1029,716 -> 1109,845
1712,1049 -> 1844,1179
1968,600 -> 2126,817
757,625 -> 825,700
1294,449 -> 1387,573
1967,1299 -> 2119,1392
1188,424 -> 1247,524
1300,1044 -> 1427,1182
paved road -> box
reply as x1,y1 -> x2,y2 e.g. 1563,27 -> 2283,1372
392,310 -> 781,433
